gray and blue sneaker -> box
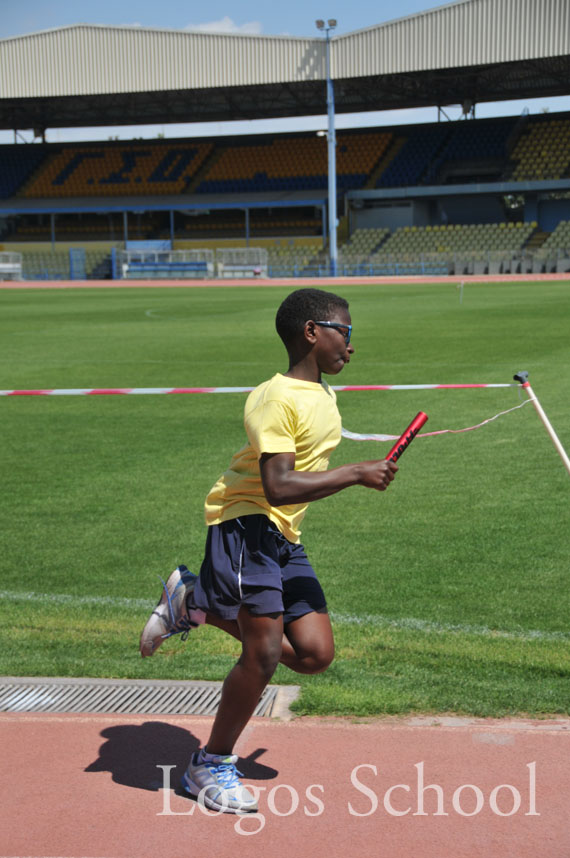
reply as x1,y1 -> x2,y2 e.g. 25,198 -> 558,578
139,565 -> 205,658
181,751 -> 258,814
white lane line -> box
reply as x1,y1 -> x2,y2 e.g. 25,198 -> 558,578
2,590 -> 566,642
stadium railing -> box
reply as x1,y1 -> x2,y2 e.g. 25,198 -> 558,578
0,252 -> 23,280
115,249 -> 215,279
216,248 -> 268,278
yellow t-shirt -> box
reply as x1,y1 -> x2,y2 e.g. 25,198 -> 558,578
204,373 -> 342,543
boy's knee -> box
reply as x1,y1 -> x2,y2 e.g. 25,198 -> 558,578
241,638 -> 282,682
295,640 -> 334,674
257,640 -> 282,678
309,646 -> 334,674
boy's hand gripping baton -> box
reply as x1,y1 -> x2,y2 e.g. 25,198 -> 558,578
385,412 -> 429,463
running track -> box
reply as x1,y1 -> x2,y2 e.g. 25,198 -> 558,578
1,272 -> 570,288
1,711 -> 568,858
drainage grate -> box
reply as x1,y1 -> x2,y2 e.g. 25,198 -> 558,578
0,677 -> 297,717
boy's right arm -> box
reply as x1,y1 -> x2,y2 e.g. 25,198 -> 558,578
260,452 -> 398,507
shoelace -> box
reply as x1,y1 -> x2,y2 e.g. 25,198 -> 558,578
205,762 -> 244,788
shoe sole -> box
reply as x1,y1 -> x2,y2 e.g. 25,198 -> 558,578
181,772 -> 258,814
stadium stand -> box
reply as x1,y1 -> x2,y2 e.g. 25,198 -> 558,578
338,227 -> 390,258
376,125 -> 450,187
14,248 -> 113,280
541,219 -> 570,251
372,222 -> 536,257
2,114 -> 570,204
0,146 -> 50,199
362,222 -> 540,275
195,131 -> 392,194
2,113 -> 570,278
423,117 -> 516,184
8,130 -> 395,203
182,208 -> 322,239
13,132 -> 394,200
22,142 -> 214,197
266,245 -> 320,277
2,6 -> 570,281
10,214 -> 157,242
510,118 -> 570,181
525,220 -> 570,273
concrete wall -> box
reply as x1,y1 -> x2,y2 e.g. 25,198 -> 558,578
353,202 -> 414,230
437,196 -> 505,225
537,199 -> 570,232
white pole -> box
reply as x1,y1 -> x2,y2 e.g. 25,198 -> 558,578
316,19 -> 338,277
325,28 -> 337,277
515,372 -> 570,477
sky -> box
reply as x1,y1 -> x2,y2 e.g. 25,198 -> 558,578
1,0 -> 569,144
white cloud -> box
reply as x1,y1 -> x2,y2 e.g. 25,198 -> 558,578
185,16 -> 262,35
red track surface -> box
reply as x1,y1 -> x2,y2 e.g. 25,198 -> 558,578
1,711 -> 568,858
1,273 -> 569,288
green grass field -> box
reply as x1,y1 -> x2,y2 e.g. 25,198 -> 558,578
1,281 -> 569,717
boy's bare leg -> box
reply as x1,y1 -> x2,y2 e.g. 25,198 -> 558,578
281,611 -> 335,674
206,610 -> 334,676
205,607 -> 283,756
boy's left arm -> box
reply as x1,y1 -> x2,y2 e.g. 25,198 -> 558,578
260,451 -> 397,506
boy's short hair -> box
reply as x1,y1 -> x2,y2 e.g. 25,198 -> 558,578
275,288 -> 349,347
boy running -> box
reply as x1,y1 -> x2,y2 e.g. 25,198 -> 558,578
140,287 -> 397,813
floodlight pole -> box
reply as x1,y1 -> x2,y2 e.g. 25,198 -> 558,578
316,19 -> 338,277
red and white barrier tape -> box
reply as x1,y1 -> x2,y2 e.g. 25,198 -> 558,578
3,379 -> 562,472
0,383 -> 519,397
0,381 -> 528,440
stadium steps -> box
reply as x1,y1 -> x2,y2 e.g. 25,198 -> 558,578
16,149 -> 61,198
505,111 -> 531,159
524,229 -> 550,251
337,214 -> 349,244
184,144 -> 227,194
373,229 -> 391,252
418,134 -> 453,185
540,221 -> 570,252
87,253 -> 113,279
365,137 -> 406,189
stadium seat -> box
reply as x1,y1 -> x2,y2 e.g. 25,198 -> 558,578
510,118 -> 570,181
196,131 -> 392,195
370,222 -> 536,262
22,142 -> 214,198
540,220 -> 570,253
0,147 -> 51,199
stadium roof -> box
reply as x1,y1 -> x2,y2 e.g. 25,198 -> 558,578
0,0 -> 569,131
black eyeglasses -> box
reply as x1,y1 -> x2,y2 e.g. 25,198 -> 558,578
314,321 -> 352,345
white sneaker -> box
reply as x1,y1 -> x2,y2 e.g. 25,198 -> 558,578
139,565 -> 205,658
181,752 -> 258,814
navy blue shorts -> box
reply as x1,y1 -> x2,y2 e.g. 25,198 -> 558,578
193,514 -> 327,625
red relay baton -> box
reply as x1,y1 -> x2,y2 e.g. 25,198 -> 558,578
385,412 -> 428,463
